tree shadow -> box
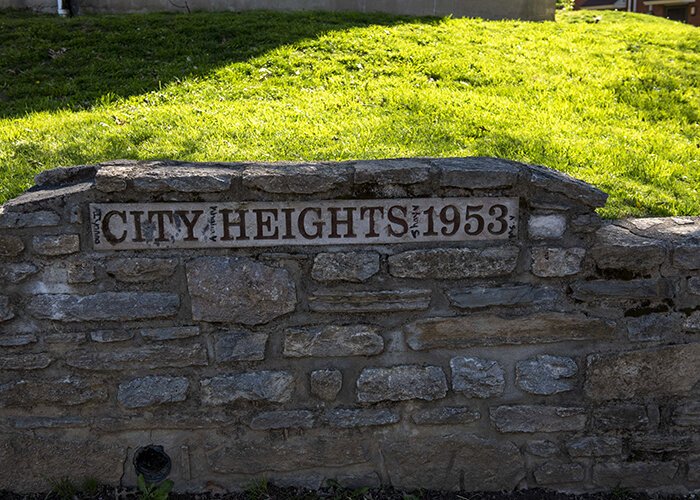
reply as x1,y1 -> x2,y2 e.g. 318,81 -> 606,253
0,9 -> 431,119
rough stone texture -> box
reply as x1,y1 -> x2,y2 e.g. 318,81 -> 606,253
309,289 -> 431,313
130,165 -> 236,192
104,257 -> 177,282
0,334 -> 37,347
357,365 -> 447,403
66,344 -> 207,370
447,285 -> 559,309
355,159 -> 431,185
566,436 -> 622,457
406,313 -> 612,350
591,224 -> 666,271
0,378 -> 106,407
690,277 -> 700,296
322,409 -> 400,428
450,357 -> 505,398
629,434 -> 694,454
527,163 -> 608,208
0,296 -> 14,322
310,369 -> 342,401
516,355 -> 577,395
90,329 -> 134,343
215,331 -> 267,362
531,247 -> 585,277
490,406 -> 586,433
140,326 -> 200,341
28,292 -> 180,322
284,325 -> 383,358
187,257 -> 296,324
0,209 -> 60,228
0,235 -> 24,257
201,371 -> 294,404
438,157 -> 520,189
32,234 -> 79,256
388,246 -> 519,279
249,410 -> 315,430
534,462 -> 585,485
593,404 -> 650,431
528,214 -> 566,240
242,163 -> 351,194
117,376 -> 189,408
672,401 -> 700,427
311,252 -> 380,282
67,261 -> 95,284
411,406 -> 481,425
626,314 -> 681,342
44,332 -> 86,344
0,353 -> 52,371
674,244 -> 700,270
684,311 -> 700,332
571,279 -> 670,301
689,460 -> 700,483
585,344 -> 700,401
592,462 -> 678,488
525,440 -> 560,458
0,263 -> 38,283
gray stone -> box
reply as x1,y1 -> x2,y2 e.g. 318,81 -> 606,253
689,277 -> 700,295
411,406 -> 481,425
28,292 -> 180,321
592,462 -> 678,488
438,157 -> 520,189
309,289 -> 431,313
674,244 -> 700,270
332,472 -> 381,489
534,462 -> 585,485
525,440 -> 560,458
585,344 -> 700,400
388,246 -> 519,279
629,434 -> 694,454
355,159 -> 431,185
0,236 -> 24,257
689,459 -> 700,483
0,377 -> 106,407
406,313 -> 613,350
516,355 -> 577,395
140,326 -> 200,341
0,209 -> 60,228
187,257 -> 296,324
571,279 -> 671,301
0,263 -> 38,283
528,215 -> 566,239
527,163 -> 608,208
66,344 -> 207,370
67,261 -> 95,283
591,224 -> 666,271
0,353 -> 52,370
105,257 -> 177,282
215,331 -> 268,362
531,247 -> 585,277
242,163 -> 351,194
490,405 -> 586,433
284,325 -> 383,358
249,410 -> 316,430
118,376 -> 189,408
201,371 -> 294,404
357,365 -> 447,403
310,369 -> 342,400
45,332 -> 86,344
684,312 -> 700,332
566,436 -> 622,457
450,357 -> 505,398
447,285 -> 560,309
0,333 -> 37,347
8,416 -> 88,429
593,404 -> 649,431
311,252 -> 380,282
32,234 -> 80,256
131,165 -> 236,192
672,401 -> 700,427
626,314 -> 681,341
0,296 -> 14,322
323,408 -> 400,428
90,329 -> 134,343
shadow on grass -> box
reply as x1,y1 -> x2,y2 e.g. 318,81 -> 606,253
0,9 -> 437,119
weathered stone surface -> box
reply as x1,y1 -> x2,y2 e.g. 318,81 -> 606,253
8,416 -> 88,429
45,332 -> 86,344
0,235 -> 24,257
490,406 -> 586,433
310,369 -> 342,401
355,159 -> 431,185
201,371 -> 294,404
534,462 -> 585,485
689,459 -> 700,483
406,312 -> 612,350
0,377 -> 106,407
284,325 -> 383,358
689,277 -> 700,296
207,434 -> 370,474
629,434 -> 694,454
131,165 -> 236,192
381,433 -> 525,491
450,357 -> 505,398
309,289 -> 431,313
249,410 -> 315,430
674,244 -> 700,270
592,462 -> 678,488
438,157 -> 520,189
527,163 -> 608,208
585,344 -> 700,401
32,234 -> 79,256
333,472 -> 382,490
411,406 -> 480,425
0,296 -> 14,322
140,326 -> 200,341
0,333 -> 37,347
242,163 -> 351,194
516,355 -> 577,395
447,285 -> 560,309
67,261 -> 95,284
323,408 -> 400,428
215,331 -> 267,362
0,263 -> 38,283
66,344 -> 207,370
388,246 -> 519,279
0,353 -> 52,370
566,436 -> 622,457
90,329 -> 134,343
528,215 -> 566,240
525,440 -> 560,458
117,376 -> 189,408
531,247 -> 585,277
357,365 -> 447,403
593,404 -> 649,431
684,311 -> 700,333
104,257 -> 177,282
187,257 -> 296,324
626,314 -> 681,341
28,292 -> 180,321
0,209 -> 60,228
591,224 -> 666,271
311,252 -> 380,282
571,279 -> 671,301
672,401 -> 700,427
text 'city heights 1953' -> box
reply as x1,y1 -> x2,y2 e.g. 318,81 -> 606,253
90,198 -> 518,250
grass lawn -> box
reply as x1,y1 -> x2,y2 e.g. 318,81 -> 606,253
0,9 -> 698,218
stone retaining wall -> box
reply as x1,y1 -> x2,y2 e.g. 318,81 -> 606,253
0,157 -> 698,494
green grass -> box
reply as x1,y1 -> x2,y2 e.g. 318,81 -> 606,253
0,9 -> 698,217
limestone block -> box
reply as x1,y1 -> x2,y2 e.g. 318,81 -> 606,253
355,159 -> 431,185
388,246 -> 519,279
0,353 -> 52,371
105,257 -> 177,282
284,325 -> 383,358
322,409 -> 400,428
516,355 -> 577,395
0,235 -> 25,257
309,289 -> 431,313
117,376 -> 189,408
450,357 -> 505,398
591,224 -> 666,271
311,252 -> 380,282
411,406 -> 481,425
447,284 -> 560,309
310,369 -> 342,400
90,329 -> 134,343
66,344 -> 207,370
438,157 -> 520,189
0,263 -> 38,283
67,261 -> 95,283
531,247 -> 585,277
28,292 -> 180,321
528,214 -> 566,239
571,279 -> 671,301
242,163 -> 351,194
201,371 -> 294,404
131,165 -> 236,192
32,234 -> 79,256
0,377 -> 106,407
249,410 -> 315,430
0,209 -> 60,228
490,405 -> 586,433
214,331 -> 267,362
140,326 -> 200,341
356,365 -> 447,403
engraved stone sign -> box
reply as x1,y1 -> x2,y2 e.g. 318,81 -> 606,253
90,197 -> 518,250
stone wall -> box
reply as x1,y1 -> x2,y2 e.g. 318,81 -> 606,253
0,157 -> 699,494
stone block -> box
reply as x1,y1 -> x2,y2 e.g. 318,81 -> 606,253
32,234 -> 79,256
140,326 -> 200,341
490,405 -> 586,433
357,365 -> 447,403
438,157 -> 520,189
591,224 -> 666,272
450,357 -> 505,398
689,277 -> 700,296
215,331 -> 267,362
516,355 -> 577,395
66,344 -> 207,370
332,472 -> 381,490
322,409 -> 400,428
0,296 -> 14,322
684,312 -> 700,333
284,325 -> 383,358
446,284 -> 559,309
67,261 -> 95,284
310,369 -> 342,400
0,235 -> 24,257
28,292 -> 180,322
242,163 -> 351,194
388,246 -> 519,279
531,247 -> 585,277
104,257 -> 177,282
249,410 -> 315,430
0,377 -> 106,407
311,252 -> 380,282
528,214 -> 566,239
187,257 -> 296,324
672,401 -> 700,427
592,462 -> 678,488
405,312 -> 612,350
45,332 -> 86,344
534,462 -> 585,485
0,263 -> 38,283
566,436 -> 622,457
571,279 -> 670,301
689,459 -> 700,483
0,333 -> 37,347
626,314 -> 681,341
201,371 -> 294,404
90,329 -> 134,343
0,209 -> 60,228
593,404 -> 649,431
525,440 -> 560,458
674,244 -> 700,270
131,165 -> 236,192
117,376 -> 189,408
355,159 -> 431,185
585,344 -> 700,400
8,416 -> 88,429
0,353 -> 52,371
309,289 -> 431,313
527,163 -> 608,208
629,434 -> 694,454
411,406 -> 480,425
